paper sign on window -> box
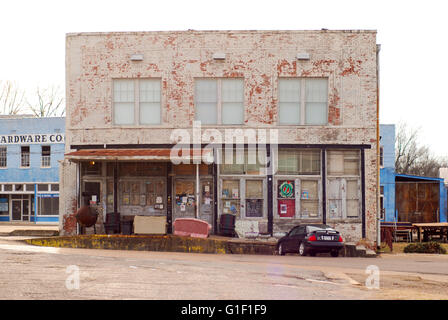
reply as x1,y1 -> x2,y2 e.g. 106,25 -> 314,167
278,181 -> 294,199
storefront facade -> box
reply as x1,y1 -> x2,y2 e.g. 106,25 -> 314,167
61,30 -> 379,244
0,116 -> 65,223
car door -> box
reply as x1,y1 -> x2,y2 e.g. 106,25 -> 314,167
288,226 -> 306,252
282,227 -> 298,252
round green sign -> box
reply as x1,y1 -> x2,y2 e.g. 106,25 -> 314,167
279,181 -> 294,198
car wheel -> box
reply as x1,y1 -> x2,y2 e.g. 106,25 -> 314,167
278,243 -> 285,256
330,250 -> 339,257
299,242 -> 307,256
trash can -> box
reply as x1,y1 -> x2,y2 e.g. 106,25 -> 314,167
219,214 -> 236,237
121,220 -> 133,235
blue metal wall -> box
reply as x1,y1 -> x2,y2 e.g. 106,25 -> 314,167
380,124 -> 396,222
380,124 -> 447,223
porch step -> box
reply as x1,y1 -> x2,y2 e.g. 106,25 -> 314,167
341,243 -> 377,258
8,229 -> 59,237
0,224 -> 59,237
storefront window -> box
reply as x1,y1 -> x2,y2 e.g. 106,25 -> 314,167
277,180 -> 295,218
220,148 -> 266,175
221,180 -> 240,217
120,179 -> 165,211
327,150 -> 361,219
37,184 -> 49,192
245,180 -> 264,217
300,180 -> 319,217
119,162 -> 167,176
327,150 -> 359,176
38,197 -> 59,215
174,180 -> 195,216
0,196 -> 8,216
276,179 -> 320,218
106,179 -> 114,211
173,164 -> 212,175
277,149 -> 320,175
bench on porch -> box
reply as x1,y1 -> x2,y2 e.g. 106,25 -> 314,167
380,221 -> 414,242
133,215 -> 167,235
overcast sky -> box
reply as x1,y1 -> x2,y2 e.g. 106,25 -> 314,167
1,0 -> 447,157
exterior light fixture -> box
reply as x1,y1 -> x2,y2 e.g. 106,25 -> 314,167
296,53 -> 310,60
213,52 -> 226,60
130,54 -> 144,61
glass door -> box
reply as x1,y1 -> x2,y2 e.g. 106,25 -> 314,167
173,179 -> 196,220
12,200 -> 22,221
199,180 -> 214,229
22,199 -> 29,221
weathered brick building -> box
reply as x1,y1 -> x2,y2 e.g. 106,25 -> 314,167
61,30 -> 379,244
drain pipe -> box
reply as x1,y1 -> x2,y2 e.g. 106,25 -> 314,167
376,44 -> 381,250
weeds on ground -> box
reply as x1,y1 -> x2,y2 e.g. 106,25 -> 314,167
403,242 -> 447,254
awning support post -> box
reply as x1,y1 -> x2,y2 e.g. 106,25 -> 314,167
196,163 -> 200,219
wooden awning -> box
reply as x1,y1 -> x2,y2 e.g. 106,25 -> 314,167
65,148 -> 214,163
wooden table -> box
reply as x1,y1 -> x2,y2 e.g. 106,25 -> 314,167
413,223 -> 448,242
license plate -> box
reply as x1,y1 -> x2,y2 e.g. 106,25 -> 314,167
320,236 -> 333,241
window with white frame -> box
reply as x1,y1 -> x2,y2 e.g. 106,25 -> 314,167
21,146 -> 30,167
195,78 -> 244,125
278,78 -> 328,125
245,180 -> 264,218
327,150 -> 361,219
276,149 -> 321,175
113,79 -> 161,125
379,146 -> 384,167
38,197 -> 59,216
0,146 -> 6,168
275,149 -> 322,219
41,146 -> 51,167
219,148 -> 266,175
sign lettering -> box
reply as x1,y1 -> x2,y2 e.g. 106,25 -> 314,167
0,134 -> 65,145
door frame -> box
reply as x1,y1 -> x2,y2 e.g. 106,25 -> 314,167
172,176 -> 215,229
10,195 -> 31,222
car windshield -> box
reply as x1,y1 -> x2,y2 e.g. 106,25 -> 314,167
306,225 -> 334,233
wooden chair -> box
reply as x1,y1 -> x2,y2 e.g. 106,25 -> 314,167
104,212 -> 121,234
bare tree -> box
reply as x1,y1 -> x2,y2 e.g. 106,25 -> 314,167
0,81 -> 25,115
395,122 -> 448,177
26,85 -> 65,117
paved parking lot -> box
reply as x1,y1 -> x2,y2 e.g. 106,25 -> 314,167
1,237 -> 448,300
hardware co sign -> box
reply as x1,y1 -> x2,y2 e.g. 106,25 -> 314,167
0,134 -> 65,145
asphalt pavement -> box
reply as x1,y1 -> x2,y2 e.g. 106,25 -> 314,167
0,236 -> 447,299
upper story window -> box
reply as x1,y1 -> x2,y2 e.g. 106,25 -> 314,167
195,78 -> 244,125
0,146 -> 6,168
379,146 -> 384,168
21,146 -> 30,168
41,146 -> 51,168
278,78 -> 328,125
113,79 -> 161,125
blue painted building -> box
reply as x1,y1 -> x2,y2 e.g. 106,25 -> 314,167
0,116 -> 65,223
380,124 -> 447,223
379,124 -> 396,222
